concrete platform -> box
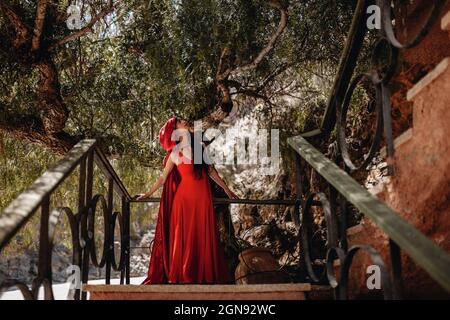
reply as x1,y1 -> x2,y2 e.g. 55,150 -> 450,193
83,283 -> 312,300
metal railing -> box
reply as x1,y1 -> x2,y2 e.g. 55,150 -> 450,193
288,136 -> 450,299
0,140 -> 132,300
0,139 -> 300,300
304,0 -> 445,173
288,0 -> 450,299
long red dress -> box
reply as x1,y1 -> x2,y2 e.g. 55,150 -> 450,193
167,162 -> 232,284
143,158 -> 233,284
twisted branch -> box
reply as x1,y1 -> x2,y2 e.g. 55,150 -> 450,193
48,0 -> 115,51
31,0 -> 48,51
218,0 -> 288,80
206,0 -> 289,128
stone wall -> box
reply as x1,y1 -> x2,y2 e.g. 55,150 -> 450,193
346,1 -> 450,299
391,0 -> 450,136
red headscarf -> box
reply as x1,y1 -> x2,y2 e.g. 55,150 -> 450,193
159,117 -> 178,153
143,117 -> 181,285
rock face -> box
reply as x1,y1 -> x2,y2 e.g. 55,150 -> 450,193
210,104 -> 301,277
129,227 -> 154,277
0,244 -> 103,286
346,7 -> 450,299
0,250 -> 40,284
0,229 -> 155,287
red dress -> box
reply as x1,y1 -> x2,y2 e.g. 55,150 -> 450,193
143,159 -> 233,284
168,162 -> 232,284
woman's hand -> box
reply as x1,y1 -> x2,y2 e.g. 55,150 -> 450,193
207,165 -> 239,200
136,192 -> 151,201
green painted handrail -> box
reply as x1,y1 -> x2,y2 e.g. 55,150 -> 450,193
288,134 -> 450,292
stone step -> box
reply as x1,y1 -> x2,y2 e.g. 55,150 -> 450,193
379,57 -> 450,169
392,11 -> 450,162
385,57 -> 450,169
382,54 -> 450,207
441,10 -> 450,34
380,128 -> 413,159
400,56 -> 450,156
83,283 -> 313,300
343,8 -> 450,300
407,57 -> 450,102
366,31 -> 450,294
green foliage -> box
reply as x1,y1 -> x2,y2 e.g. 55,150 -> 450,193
0,134 -> 158,257
0,0 -> 371,259
126,0 -> 356,122
0,0 -> 358,162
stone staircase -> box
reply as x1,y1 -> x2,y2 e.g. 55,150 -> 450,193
346,10 -> 450,298
75,9 -> 450,302
379,10 -> 450,237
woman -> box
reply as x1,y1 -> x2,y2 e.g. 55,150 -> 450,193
137,117 -> 238,284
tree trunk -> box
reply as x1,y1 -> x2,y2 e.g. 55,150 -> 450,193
35,58 -> 69,134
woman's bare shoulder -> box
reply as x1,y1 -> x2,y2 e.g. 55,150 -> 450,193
169,149 -> 193,165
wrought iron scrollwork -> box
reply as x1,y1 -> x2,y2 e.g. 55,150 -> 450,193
337,73 -> 384,172
294,0 -> 445,300
293,165 -> 397,299
87,194 -> 110,269
110,211 -> 124,272
334,0 -> 444,174
0,143 -> 132,300
338,245 -> 393,300
380,0 -> 446,49
295,188 -> 393,299
299,192 -> 338,283
0,279 -> 34,300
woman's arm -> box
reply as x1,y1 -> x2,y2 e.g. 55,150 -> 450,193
136,156 -> 175,200
207,165 -> 239,199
